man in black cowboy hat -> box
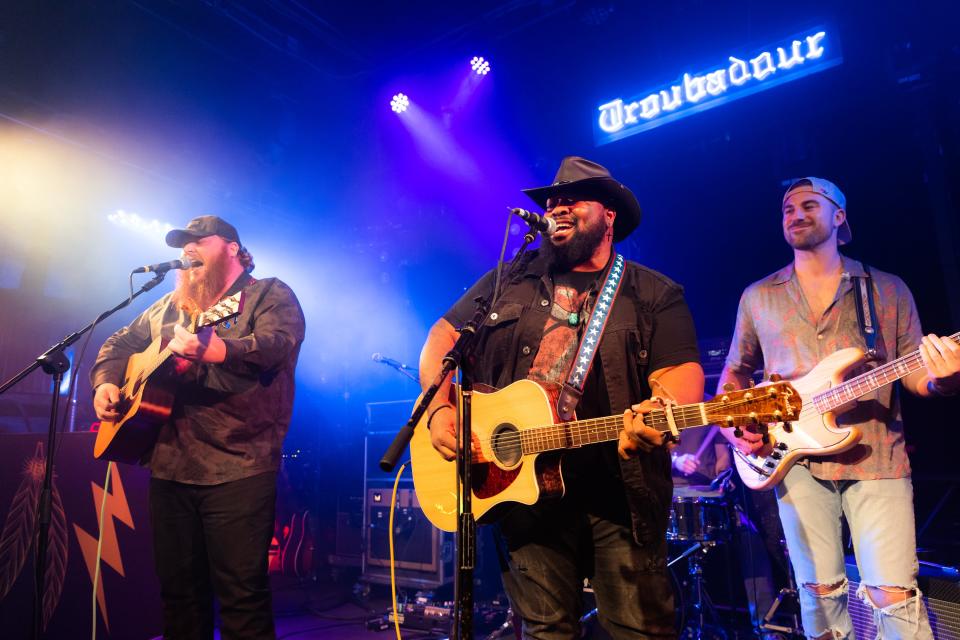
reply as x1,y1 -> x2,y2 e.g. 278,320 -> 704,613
91,215 -> 305,640
420,157 -> 704,638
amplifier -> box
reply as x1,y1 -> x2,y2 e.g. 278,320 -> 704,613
847,561 -> 959,639
329,495 -> 363,567
363,487 -> 451,589
364,399 -> 417,483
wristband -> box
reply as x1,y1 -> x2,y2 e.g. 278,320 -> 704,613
427,404 -> 454,428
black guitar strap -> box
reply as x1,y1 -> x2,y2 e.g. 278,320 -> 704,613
852,264 -> 879,359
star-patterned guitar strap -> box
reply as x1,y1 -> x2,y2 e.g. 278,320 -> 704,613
556,252 -> 625,422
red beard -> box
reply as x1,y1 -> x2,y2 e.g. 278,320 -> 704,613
172,245 -> 231,314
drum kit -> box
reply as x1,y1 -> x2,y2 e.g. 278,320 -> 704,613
667,482 -> 732,640
666,472 -> 803,640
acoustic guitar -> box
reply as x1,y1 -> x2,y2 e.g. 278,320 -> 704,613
93,292 -> 244,463
410,378 -> 799,532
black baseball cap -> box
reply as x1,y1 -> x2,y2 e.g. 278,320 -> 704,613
165,215 -> 241,248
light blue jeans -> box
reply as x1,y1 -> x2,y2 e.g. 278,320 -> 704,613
775,465 -> 933,639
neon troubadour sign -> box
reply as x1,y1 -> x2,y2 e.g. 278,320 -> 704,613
595,28 -> 842,144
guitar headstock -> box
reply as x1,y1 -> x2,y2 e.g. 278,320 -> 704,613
198,291 -> 244,328
704,381 -> 801,427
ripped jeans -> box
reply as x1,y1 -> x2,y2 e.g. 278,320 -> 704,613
775,466 -> 933,639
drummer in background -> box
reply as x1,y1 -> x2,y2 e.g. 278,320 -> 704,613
670,424 -> 781,639
671,424 -> 730,487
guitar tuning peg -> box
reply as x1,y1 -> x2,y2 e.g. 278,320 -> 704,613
761,433 -> 771,444
733,427 -> 743,438
722,382 -> 735,392
769,373 -> 782,382
748,379 -> 756,388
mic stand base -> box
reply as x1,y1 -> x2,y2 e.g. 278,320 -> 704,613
0,272 -> 168,640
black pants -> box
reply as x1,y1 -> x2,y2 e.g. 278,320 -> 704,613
149,472 -> 277,640
497,501 -> 676,640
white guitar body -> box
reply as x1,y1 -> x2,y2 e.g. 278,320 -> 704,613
733,348 -> 867,490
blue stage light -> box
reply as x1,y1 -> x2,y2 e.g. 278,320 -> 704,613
390,93 -> 409,113
470,56 -> 490,76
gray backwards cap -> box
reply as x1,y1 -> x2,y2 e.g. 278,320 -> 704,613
783,177 -> 852,245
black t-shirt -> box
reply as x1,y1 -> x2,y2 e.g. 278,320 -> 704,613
449,267 -> 629,520
443,253 -> 701,541
541,271 -> 626,520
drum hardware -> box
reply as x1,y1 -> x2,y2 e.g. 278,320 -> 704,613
668,541 -> 728,640
759,540 -> 804,637
667,488 -> 733,640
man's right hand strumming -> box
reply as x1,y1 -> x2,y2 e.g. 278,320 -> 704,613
428,404 -> 458,461
93,383 -> 122,421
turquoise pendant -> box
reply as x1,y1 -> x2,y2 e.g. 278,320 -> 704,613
568,312 -> 579,326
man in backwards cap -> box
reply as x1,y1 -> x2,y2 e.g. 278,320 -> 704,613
92,215 -> 305,639
720,178 -> 959,639
420,157 -> 704,637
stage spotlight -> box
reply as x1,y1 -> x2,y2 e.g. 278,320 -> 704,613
108,209 -> 173,239
470,56 -> 491,76
390,93 -> 410,113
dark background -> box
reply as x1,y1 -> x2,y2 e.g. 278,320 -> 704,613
1,0 -> 957,565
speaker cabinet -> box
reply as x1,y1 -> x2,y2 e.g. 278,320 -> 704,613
363,487 -> 451,588
847,562 -> 959,639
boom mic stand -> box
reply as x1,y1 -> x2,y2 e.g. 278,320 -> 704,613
0,272 -> 169,639
379,223 -> 541,640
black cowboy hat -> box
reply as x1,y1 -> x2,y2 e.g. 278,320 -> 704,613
522,156 -> 642,242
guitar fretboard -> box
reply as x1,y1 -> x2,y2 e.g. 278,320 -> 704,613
124,293 -> 243,395
518,404 -> 709,455
813,332 -> 960,413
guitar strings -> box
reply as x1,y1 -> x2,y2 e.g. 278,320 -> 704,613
725,335 -> 960,464
455,333 -> 960,461
465,394 -> 792,453
815,332 -> 959,410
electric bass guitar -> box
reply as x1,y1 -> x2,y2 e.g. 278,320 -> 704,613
410,378 -> 799,532
732,331 -> 960,490
93,292 -> 245,464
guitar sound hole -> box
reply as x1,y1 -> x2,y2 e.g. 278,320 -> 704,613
490,423 -> 522,467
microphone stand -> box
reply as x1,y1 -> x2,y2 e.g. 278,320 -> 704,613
380,226 -> 541,640
373,356 -> 420,384
0,271 -> 169,639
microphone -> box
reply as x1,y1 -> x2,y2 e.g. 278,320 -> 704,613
371,353 -> 415,370
131,258 -> 202,274
510,208 -> 557,236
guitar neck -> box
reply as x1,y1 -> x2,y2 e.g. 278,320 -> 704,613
133,319 -> 201,387
520,403 -> 709,455
815,331 -> 960,412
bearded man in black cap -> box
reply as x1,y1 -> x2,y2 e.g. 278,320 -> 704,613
91,215 -> 305,640
420,158 -> 703,638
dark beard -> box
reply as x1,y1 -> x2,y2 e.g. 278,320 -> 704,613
172,246 -> 231,314
540,218 -> 608,272
785,224 -> 833,251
